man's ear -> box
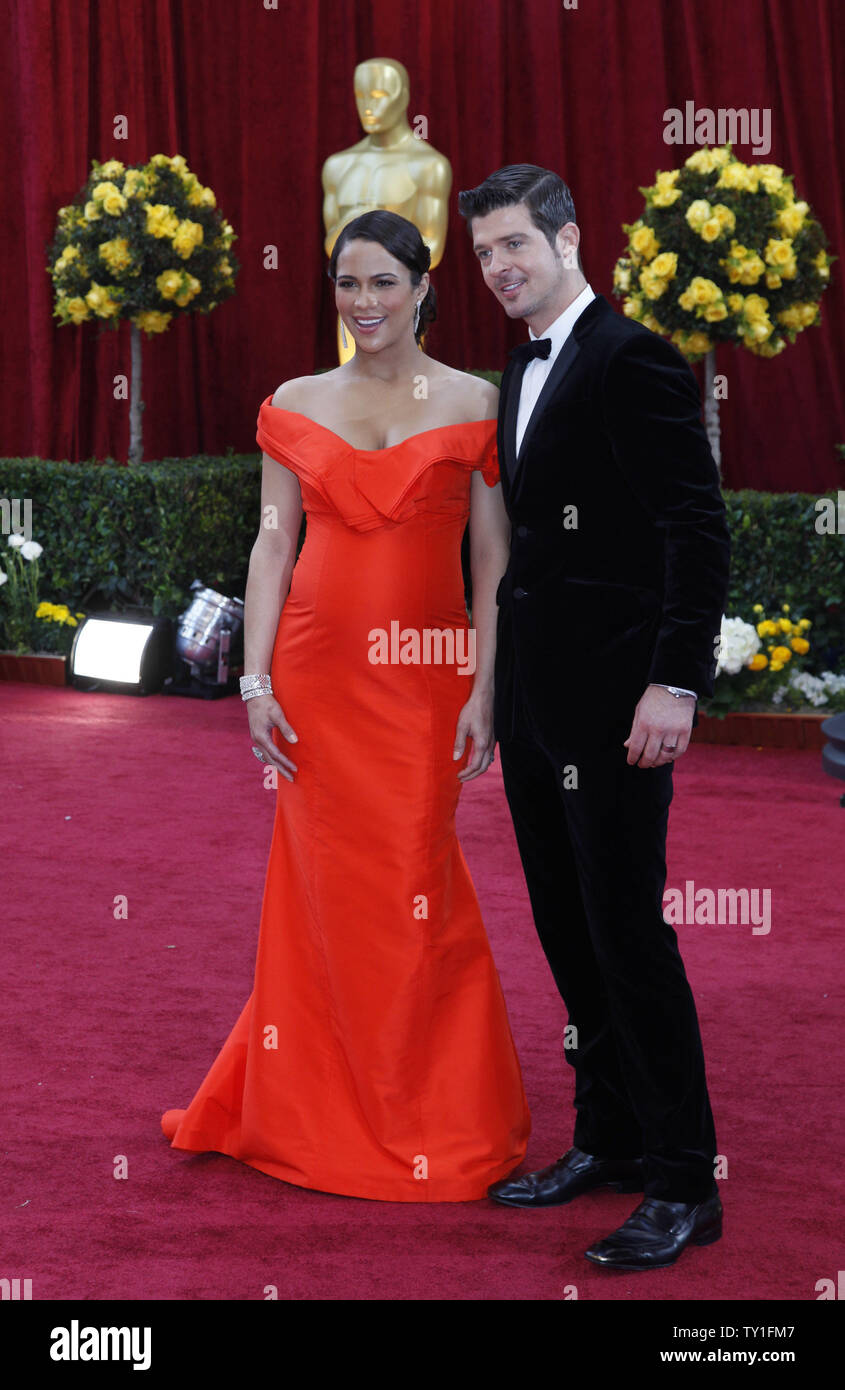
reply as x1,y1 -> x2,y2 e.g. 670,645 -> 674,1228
558,222 -> 580,271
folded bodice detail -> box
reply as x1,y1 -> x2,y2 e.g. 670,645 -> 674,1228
256,399 -> 500,533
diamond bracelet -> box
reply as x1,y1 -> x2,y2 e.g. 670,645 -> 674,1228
240,673 -> 273,701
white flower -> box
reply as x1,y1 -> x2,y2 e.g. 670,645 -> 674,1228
19,540 -> 43,561
778,669 -> 845,707
715,615 -> 760,676
7,532 -> 25,549
0,568 -> 7,585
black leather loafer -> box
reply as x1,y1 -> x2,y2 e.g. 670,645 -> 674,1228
488,1146 -> 644,1208
584,1192 -> 723,1269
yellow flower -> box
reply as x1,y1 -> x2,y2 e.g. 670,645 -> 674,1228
756,164 -> 785,193
132,310 -> 172,335
769,660 -> 784,672
771,645 -> 792,663
85,281 -> 121,317
813,249 -> 830,280
776,201 -> 808,236
702,301 -> 728,322
171,218 -> 204,259
777,301 -> 818,330
757,619 -> 778,637
748,653 -> 768,671
630,224 -> 660,261
716,161 -> 759,192
64,297 -> 90,323
671,329 -> 712,357
790,637 -> 810,654
623,296 -> 643,318
650,251 -> 678,279
123,169 -> 147,199
613,261 -> 631,293
798,618 -> 812,630
752,604 -> 764,614
778,618 -> 793,633
685,199 -> 712,232
700,217 -> 724,243
712,203 -> 736,233
639,266 -> 669,300
144,202 -> 180,238
765,271 -> 782,290
742,294 -> 770,324
754,338 -> 786,356
84,200 -> 101,221
174,274 -> 201,307
91,181 -> 127,216
98,236 -> 132,274
650,170 -> 681,206
727,293 -> 744,313
765,237 -> 794,267
652,186 -> 681,208
156,269 -> 184,300
690,276 -> 721,306
641,314 -> 669,335
685,147 -> 729,174
782,604 -> 790,613
97,160 -> 125,180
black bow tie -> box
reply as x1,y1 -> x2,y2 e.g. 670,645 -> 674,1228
510,338 -> 552,365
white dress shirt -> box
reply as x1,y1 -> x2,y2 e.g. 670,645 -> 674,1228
514,282 -> 596,453
512,282 -> 697,702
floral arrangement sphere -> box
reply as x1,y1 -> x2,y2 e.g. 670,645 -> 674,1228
45,154 -> 238,461
46,154 -> 238,336
612,144 -> 832,362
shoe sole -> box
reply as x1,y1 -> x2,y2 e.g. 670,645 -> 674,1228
584,1220 -> 723,1270
489,1176 -> 643,1208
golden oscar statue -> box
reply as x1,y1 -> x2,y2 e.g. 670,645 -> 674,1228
322,56 -> 452,361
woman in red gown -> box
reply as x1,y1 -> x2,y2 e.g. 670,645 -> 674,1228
162,212 -> 530,1200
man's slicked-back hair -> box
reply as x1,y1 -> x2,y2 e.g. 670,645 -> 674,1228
458,164 -> 582,268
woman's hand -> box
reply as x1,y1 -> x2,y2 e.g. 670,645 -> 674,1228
247,694 -> 299,782
453,690 -> 496,782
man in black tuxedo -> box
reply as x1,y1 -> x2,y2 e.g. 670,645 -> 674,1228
458,165 -> 731,1270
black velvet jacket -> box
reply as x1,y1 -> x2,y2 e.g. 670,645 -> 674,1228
494,293 -> 731,756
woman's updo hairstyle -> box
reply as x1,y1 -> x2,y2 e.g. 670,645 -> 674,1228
327,210 -> 437,344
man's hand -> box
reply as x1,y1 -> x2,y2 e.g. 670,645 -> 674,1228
623,685 -> 695,768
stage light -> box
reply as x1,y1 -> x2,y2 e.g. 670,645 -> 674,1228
69,614 -> 175,694
166,581 -> 244,698
821,713 -> 845,807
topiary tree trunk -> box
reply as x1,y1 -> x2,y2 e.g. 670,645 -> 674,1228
129,323 -> 144,465
703,348 -> 721,478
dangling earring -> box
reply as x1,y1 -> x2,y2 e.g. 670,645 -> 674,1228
413,301 -> 421,335
340,317 -> 349,350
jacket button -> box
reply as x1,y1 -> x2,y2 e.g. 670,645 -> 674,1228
514,587 -> 528,599
516,525 -> 529,538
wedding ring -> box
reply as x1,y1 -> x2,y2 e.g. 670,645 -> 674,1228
252,746 -> 268,762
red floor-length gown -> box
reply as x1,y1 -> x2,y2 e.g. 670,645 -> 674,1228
161,399 -> 530,1200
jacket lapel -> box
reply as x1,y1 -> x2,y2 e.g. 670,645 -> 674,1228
510,332 -> 581,501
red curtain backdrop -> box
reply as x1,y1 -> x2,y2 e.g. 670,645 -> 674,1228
4,0 -> 843,490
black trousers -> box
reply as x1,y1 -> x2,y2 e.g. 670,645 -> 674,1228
498,682 -> 717,1203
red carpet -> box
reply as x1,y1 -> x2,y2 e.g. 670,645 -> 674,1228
1,681 -> 841,1300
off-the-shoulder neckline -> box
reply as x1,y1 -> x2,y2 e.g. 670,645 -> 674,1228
261,400 -> 497,455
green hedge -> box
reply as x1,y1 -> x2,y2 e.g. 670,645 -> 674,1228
1,452 -> 842,671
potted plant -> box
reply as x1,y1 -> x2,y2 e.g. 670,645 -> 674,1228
0,535 -> 83,684
696,605 -> 845,747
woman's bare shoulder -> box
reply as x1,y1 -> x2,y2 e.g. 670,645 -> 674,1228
270,371 -> 342,412
430,364 -> 499,422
